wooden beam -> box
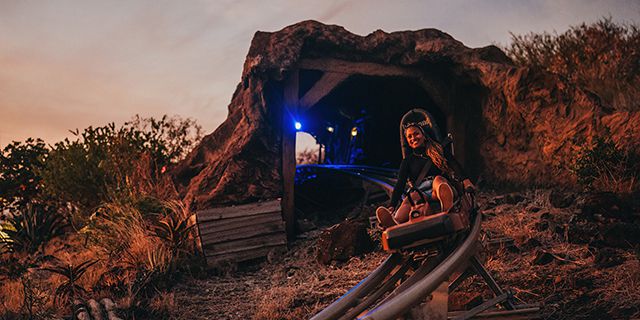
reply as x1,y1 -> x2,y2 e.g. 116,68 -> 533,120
197,199 -> 281,223
203,232 -> 287,256
206,244 -> 286,265
282,69 -> 298,240
299,58 -> 421,78
200,222 -> 286,245
298,71 -> 349,110
199,212 -> 283,237
298,58 -> 452,115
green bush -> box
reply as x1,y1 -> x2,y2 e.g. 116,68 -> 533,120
505,17 -> 640,111
39,115 -> 201,222
570,134 -> 640,193
0,139 -> 49,213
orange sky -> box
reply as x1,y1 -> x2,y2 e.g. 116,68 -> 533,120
1,0 -> 638,151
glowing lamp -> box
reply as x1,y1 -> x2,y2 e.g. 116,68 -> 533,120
351,127 -> 358,137
327,126 -> 334,133
294,121 -> 302,130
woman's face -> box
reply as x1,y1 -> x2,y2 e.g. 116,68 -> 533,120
405,126 -> 426,149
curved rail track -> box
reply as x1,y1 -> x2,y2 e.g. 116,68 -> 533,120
298,165 -> 539,320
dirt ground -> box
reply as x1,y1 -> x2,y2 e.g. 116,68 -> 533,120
169,189 -> 640,320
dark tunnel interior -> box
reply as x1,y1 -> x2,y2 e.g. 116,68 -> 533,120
295,74 -> 447,168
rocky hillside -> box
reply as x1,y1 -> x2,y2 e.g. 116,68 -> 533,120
172,20 -> 640,209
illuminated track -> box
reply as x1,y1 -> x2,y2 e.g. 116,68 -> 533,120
300,165 -> 539,320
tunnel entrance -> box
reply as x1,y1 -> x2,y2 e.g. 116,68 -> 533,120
281,58 -> 484,238
298,75 -> 445,168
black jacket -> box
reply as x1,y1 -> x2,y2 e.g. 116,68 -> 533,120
389,146 -> 466,208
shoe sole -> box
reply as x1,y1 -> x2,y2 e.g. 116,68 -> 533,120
438,183 -> 454,212
376,207 -> 397,228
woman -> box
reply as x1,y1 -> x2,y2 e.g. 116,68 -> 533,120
376,109 -> 474,229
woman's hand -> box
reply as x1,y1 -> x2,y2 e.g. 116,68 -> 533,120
463,179 -> 475,192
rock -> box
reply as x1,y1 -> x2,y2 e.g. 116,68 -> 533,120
594,247 -> 625,268
88,299 -> 104,320
602,222 -> 640,248
316,219 -> 375,265
549,189 -> 575,208
532,250 -> 555,265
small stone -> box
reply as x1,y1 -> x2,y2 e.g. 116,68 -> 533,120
532,250 -> 555,265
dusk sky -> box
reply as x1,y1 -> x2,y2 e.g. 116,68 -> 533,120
1,0 -> 638,151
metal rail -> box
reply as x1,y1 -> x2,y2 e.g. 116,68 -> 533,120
304,165 -> 533,320
309,253 -> 403,320
359,212 -> 482,320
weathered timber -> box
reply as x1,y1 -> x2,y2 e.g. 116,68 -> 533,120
196,198 -> 287,267
203,232 -> 287,256
197,199 -> 281,222
200,222 -> 285,245
198,212 -> 283,237
206,244 -> 286,265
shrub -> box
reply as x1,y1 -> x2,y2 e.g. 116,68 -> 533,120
297,148 -> 319,165
42,259 -> 99,304
570,134 -> 640,193
39,115 -> 201,222
505,17 -> 640,111
0,139 -> 49,213
1,203 -> 66,254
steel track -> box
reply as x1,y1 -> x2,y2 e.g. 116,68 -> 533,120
301,165 -> 482,320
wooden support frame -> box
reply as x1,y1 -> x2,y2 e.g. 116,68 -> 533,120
282,69 -> 299,240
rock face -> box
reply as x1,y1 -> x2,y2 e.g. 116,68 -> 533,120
173,20 -> 640,209
316,219 -> 375,265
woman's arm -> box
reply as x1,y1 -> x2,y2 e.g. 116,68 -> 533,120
389,159 -> 409,208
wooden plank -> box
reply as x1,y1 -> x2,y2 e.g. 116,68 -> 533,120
282,69 -> 298,240
200,221 -> 285,245
199,212 -> 283,237
298,71 -> 349,110
197,199 -> 281,222
206,244 -> 286,265
203,232 -> 287,256
299,58 -> 421,78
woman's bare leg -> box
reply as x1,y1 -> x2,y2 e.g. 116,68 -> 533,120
394,197 -> 412,224
432,175 -> 454,212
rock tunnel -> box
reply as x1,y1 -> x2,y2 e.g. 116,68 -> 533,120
277,58 -> 486,236
286,59 -> 484,169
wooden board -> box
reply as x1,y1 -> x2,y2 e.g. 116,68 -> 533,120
203,232 -> 286,256
206,244 -> 286,265
200,220 -> 285,245
198,212 -> 283,237
197,199 -> 281,222
196,199 -> 287,267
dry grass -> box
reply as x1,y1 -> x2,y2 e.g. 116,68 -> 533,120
478,189 -> 640,319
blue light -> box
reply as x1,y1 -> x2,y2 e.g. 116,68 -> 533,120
294,121 -> 302,130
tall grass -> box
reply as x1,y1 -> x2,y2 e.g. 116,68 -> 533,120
505,17 -> 640,111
